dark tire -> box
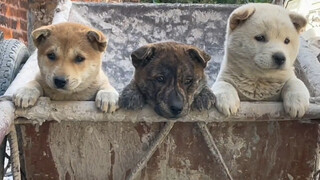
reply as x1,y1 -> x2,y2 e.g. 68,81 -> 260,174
0,39 -> 29,179
0,39 -> 30,95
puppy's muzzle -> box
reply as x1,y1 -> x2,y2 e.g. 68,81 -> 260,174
272,52 -> 286,66
54,76 -> 68,89
168,91 -> 184,116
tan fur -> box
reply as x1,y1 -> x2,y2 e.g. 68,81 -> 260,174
212,3 -> 309,118
13,23 -> 118,113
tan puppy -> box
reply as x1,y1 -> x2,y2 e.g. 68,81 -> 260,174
212,3 -> 309,118
13,23 -> 118,113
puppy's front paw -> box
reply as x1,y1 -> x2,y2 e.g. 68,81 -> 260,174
13,87 -> 41,108
214,91 -> 240,116
283,92 -> 309,118
119,88 -> 145,110
192,87 -> 215,111
95,90 -> 119,113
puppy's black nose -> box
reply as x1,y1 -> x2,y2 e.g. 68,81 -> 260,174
54,77 -> 67,89
273,52 -> 286,66
170,105 -> 183,115
168,91 -> 184,116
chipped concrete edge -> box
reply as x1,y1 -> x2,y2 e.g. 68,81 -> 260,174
14,97 -> 320,124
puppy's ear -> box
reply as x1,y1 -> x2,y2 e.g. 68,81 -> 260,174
87,30 -> 107,52
289,12 -> 307,33
32,26 -> 51,47
229,5 -> 255,31
131,45 -> 156,68
187,48 -> 211,68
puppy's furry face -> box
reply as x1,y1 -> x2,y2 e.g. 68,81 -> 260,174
132,42 -> 211,118
32,23 -> 107,93
227,3 -> 306,71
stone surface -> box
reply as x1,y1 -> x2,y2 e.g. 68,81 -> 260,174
68,3 -> 237,91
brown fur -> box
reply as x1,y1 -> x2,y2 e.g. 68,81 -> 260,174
119,42 -> 215,118
13,23 -> 119,113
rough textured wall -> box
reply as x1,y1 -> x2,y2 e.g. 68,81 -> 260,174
20,121 -> 318,179
68,3 -> 236,91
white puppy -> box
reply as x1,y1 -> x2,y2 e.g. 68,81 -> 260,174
212,3 -> 309,118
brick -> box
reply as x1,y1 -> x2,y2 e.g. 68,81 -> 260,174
7,0 -> 20,6
2,16 -> 18,29
4,5 -> 26,19
20,19 -> 27,31
0,3 -> 7,15
20,1 -> 29,9
0,15 -> 7,27
18,9 -> 27,20
12,30 -> 23,39
16,19 -> 20,31
21,31 -> 28,42
0,26 -> 13,39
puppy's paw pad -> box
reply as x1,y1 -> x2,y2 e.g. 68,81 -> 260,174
192,88 -> 216,111
13,87 -> 41,108
215,92 -> 240,116
95,90 -> 119,113
284,92 -> 309,118
119,90 -> 145,110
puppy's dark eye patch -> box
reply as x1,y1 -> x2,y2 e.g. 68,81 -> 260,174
75,55 -> 85,63
47,52 -> 56,61
284,38 -> 290,44
254,35 -> 267,42
155,75 -> 165,83
184,78 -> 193,85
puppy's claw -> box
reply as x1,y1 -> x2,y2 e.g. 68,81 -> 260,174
95,90 -> 119,113
283,92 -> 309,118
214,92 -> 240,117
192,87 -> 215,111
13,87 -> 41,108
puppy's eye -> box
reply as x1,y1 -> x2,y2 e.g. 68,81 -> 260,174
47,53 -> 56,61
156,76 -> 165,83
75,56 -> 85,63
254,35 -> 266,42
284,38 -> 290,44
184,78 -> 193,85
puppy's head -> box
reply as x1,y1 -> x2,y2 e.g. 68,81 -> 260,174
227,3 -> 306,71
32,22 -> 107,93
131,42 -> 211,118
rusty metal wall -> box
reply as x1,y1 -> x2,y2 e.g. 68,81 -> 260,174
19,121 -> 317,179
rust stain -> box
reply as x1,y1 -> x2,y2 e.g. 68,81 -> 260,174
109,142 -> 114,180
21,122 -> 59,179
134,122 -> 153,143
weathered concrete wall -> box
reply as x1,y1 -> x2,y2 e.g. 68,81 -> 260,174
68,3 -> 237,91
19,121 -> 318,179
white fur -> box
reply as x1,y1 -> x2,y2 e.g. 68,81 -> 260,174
212,3 -> 310,118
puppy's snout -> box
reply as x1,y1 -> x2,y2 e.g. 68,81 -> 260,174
54,76 -> 68,89
168,91 -> 184,116
272,52 -> 286,66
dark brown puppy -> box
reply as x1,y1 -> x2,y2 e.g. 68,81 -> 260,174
119,42 -> 215,118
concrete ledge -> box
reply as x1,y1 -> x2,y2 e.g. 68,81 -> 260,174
14,97 -> 320,124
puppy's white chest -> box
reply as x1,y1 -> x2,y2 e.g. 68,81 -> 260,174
235,77 -> 284,101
